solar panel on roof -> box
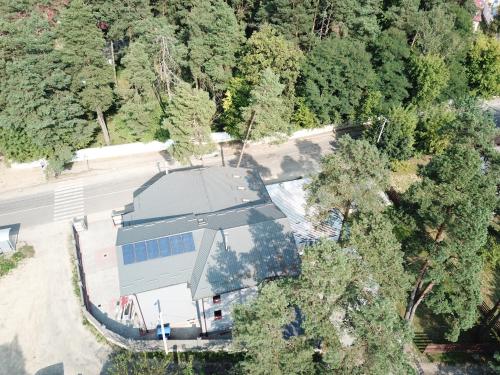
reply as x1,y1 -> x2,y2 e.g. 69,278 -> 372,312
158,237 -> 171,257
146,239 -> 159,259
122,244 -> 135,265
134,242 -> 147,262
170,235 -> 183,255
121,232 -> 196,265
181,233 -> 195,253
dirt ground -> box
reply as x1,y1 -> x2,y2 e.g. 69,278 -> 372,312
0,222 -> 110,375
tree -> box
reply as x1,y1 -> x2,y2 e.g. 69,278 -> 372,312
120,42 -> 156,98
371,27 -> 411,109
416,104 -> 455,155
162,82 -> 216,164
256,0 -> 317,48
184,0 -> 244,95
221,77 -> 252,136
0,7 -> 94,162
232,282 -> 315,375
290,240 -> 414,374
401,145 -> 497,340
365,105 -> 418,161
239,25 -> 303,98
300,36 -> 376,124
466,34 -> 500,99
291,98 -> 319,129
58,0 -> 114,145
237,68 -> 292,140
349,211 -> 410,302
306,136 -> 389,242
409,54 -> 449,107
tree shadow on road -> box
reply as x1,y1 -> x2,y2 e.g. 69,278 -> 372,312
0,336 -> 27,375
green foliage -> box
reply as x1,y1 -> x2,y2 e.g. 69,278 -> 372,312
290,240 -> 414,374
307,136 -> 390,222
163,82 -> 216,163
239,25 -> 303,98
371,27 -> 411,109
106,350 -> 171,375
365,105 -> 418,161
114,99 -> 162,142
0,245 -> 35,278
416,104 -> 455,155
466,34 -> 500,99
58,0 -> 114,115
232,282 -> 316,374
184,0 -> 244,94
221,77 -> 251,136
349,211 -> 410,302
256,0 -> 317,48
238,68 -> 292,140
291,98 -> 319,129
403,144 -> 498,340
120,42 -> 156,98
301,37 -> 376,124
409,54 -> 449,107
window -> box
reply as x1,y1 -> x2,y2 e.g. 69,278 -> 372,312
214,310 -> 222,320
213,295 -> 221,304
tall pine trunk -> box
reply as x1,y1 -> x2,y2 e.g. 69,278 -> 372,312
96,107 -> 110,145
405,261 -> 429,321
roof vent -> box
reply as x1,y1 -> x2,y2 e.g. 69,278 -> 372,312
242,198 -> 250,202
197,218 -> 207,226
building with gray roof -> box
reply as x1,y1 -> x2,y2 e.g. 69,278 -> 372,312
115,167 -> 299,335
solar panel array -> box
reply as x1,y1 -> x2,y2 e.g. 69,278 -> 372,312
122,232 -> 196,265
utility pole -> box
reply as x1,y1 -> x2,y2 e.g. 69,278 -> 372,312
236,110 -> 256,168
155,299 -> 168,356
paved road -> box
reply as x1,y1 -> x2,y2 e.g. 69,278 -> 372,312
0,132 -> 339,228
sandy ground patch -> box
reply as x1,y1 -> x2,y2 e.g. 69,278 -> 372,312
0,222 -> 110,374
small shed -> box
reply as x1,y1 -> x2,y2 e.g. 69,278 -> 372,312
0,227 -> 15,253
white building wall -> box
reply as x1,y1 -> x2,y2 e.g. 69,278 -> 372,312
135,283 -> 200,331
200,287 -> 257,333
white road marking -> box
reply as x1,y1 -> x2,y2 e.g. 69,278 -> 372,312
53,181 -> 85,222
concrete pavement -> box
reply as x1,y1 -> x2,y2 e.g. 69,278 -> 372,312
0,132 -> 337,228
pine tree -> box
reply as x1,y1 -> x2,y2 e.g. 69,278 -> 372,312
237,68 -> 292,140
232,282 -> 315,375
402,145 -> 497,340
58,0 -> 114,145
184,0 -> 244,95
306,136 -> 390,242
162,82 -> 216,164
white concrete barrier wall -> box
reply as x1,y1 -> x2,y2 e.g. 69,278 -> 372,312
10,126 -> 333,169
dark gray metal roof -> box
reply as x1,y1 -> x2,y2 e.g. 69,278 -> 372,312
115,167 -> 299,299
122,167 -> 270,225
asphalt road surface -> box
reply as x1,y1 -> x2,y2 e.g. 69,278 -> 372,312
0,131 -> 344,228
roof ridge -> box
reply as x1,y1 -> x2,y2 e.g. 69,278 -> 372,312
189,229 -> 218,298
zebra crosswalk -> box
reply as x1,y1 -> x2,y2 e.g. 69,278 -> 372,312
53,181 -> 85,222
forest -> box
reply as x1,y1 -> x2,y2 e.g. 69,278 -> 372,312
1,1 -> 499,373
0,0 -> 499,172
